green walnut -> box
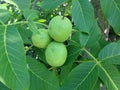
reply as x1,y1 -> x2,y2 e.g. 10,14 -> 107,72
45,41 -> 67,67
49,16 -> 72,42
32,29 -> 52,48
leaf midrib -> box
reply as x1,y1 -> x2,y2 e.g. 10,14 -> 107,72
101,54 -> 120,62
112,0 -> 120,14
99,64 -> 118,90
75,0 -> 87,31
3,26 -> 25,89
74,63 -> 97,90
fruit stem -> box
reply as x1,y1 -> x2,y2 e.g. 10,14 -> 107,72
52,67 -> 61,86
72,29 -> 80,32
48,67 -> 54,70
25,44 -> 33,52
35,22 -> 49,28
52,67 -> 60,77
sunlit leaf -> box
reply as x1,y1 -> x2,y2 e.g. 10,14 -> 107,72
0,25 -> 30,90
0,5 -> 10,23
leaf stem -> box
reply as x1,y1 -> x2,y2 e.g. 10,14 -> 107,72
7,21 -> 48,28
48,67 -> 54,71
83,48 -> 118,89
83,48 -> 98,64
25,45 -> 34,52
35,22 -> 49,28
7,21 -> 28,26
52,67 -> 59,79
72,29 -> 79,32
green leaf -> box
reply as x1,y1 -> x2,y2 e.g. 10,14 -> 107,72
39,0 -> 67,11
99,64 -> 120,90
79,32 -> 88,46
17,25 -> 32,44
92,79 -> 100,90
0,5 -> 10,23
60,45 -> 81,83
34,48 -> 46,63
60,62 -> 98,90
4,0 -> 31,10
66,45 -> 81,64
23,9 -> 39,21
27,57 -> 59,90
88,42 -> 101,57
72,0 -> 95,33
0,82 -> 9,90
80,21 -> 101,46
28,20 -> 38,33
98,42 -> 120,65
69,31 -> 81,47
100,0 -> 120,35
23,9 -> 40,33
99,39 -> 109,49
86,21 -> 101,47
0,25 -> 30,90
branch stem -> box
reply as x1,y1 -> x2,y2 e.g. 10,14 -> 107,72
7,21 -> 48,28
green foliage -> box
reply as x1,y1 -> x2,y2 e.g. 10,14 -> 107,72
100,0 -> 120,35
39,0 -> 67,11
61,62 -> 98,90
4,0 -> 31,10
98,43 -> 120,64
99,64 -> 120,90
0,4 -> 10,23
72,0 -> 95,33
0,0 -> 120,90
0,82 -> 9,90
27,57 -> 59,90
17,25 -> 32,44
60,45 -> 81,82
0,26 -> 29,90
